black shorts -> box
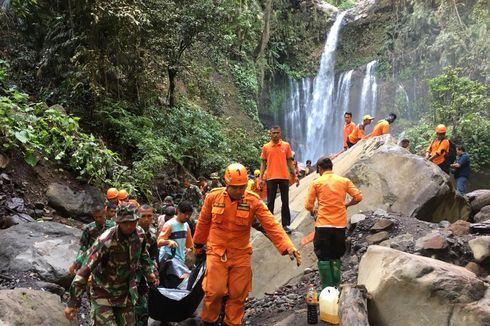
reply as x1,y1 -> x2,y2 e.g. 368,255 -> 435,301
313,227 -> 346,260
346,139 -> 355,148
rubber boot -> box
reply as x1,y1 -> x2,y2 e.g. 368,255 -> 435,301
318,260 -> 333,289
331,259 -> 342,288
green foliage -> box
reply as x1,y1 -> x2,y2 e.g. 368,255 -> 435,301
405,67 -> 490,171
0,69 -> 131,187
325,0 -> 357,10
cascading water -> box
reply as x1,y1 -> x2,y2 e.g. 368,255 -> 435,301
360,60 -> 378,117
277,12 -> 380,163
304,11 -> 347,162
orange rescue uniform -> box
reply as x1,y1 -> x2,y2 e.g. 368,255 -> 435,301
261,140 -> 293,180
305,171 -> 363,227
370,119 -> 390,137
193,188 -> 296,326
343,122 -> 356,148
427,139 -> 449,166
348,123 -> 366,145
251,178 -> 267,200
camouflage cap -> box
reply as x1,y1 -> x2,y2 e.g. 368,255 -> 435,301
115,205 -> 139,222
164,195 -> 174,203
210,172 -> 219,180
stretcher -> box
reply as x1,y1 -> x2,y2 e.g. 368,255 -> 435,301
148,256 -> 206,322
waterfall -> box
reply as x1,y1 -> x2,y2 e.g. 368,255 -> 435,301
304,11 -> 347,162
276,11 -> 380,163
360,60 -> 378,117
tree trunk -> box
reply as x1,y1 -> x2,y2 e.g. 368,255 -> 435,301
339,284 -> 370,326
254,0 -> 273,61
167,66 -> 177,107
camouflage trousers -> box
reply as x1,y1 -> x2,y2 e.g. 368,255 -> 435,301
90,301 -> 135,326
135,284 -> 149,326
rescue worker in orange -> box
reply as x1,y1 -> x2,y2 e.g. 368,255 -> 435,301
106,188 -> 119,205
118,189 -> 130,206
347,114 -> 375,148
367,113 -> 397,138
251,169 -> 267,200
343,112 -> 356,150
425,124 -> 450,174
193,163 -> 302,326
305,156 -> 362,290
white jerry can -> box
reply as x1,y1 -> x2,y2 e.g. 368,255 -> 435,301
319,286 -> 340,324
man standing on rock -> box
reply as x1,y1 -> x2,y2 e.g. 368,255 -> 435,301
64,205 -> 158,325
259,126 -> 299,234
68,205 -> 115,275
451,145 -> 471,194
425,124 -> 451,174
194,163 -> 301,326
343,112 -> 355,150
305,157 -> 363,289
347,114 -> 375,148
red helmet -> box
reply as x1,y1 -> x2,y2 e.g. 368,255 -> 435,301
435,124 -> 447,133
224,163 -> 248,186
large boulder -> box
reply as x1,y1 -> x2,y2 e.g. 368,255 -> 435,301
0,288 -> 70,325
333,135 -> 470,222
474,205 -> 490,223
0,221 -> 81,288
47,182 -> 104,222
467,189 -> 490,214
358,245 -> 490,326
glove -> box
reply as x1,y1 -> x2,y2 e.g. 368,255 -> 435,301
287,248 -> 302,267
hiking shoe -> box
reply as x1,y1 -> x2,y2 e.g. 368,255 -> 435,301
283,225 -> 292,234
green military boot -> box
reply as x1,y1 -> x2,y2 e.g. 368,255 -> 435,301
318,260 -> 333,289
331,259 -> 342,288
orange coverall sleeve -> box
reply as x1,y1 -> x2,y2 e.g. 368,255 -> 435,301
157,225 -> 172,248
193,193 -> 214,245
304,182 -> 317,212
382,123 -> 390,135
255,201 -> 295,255
185,228 -> 194,249
346,179 -> 363,202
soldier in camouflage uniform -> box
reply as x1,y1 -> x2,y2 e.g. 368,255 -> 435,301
181,177 -> 203,209
208,172 -> 223,190
64,205 -> 158,325
135,205 -> 158,326
68,205 -> 116,275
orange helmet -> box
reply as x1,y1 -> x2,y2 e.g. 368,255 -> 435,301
118,189 -> 129,201
435,124 -> 447,133
106,187 -> 119,200
224,163 -> 248,186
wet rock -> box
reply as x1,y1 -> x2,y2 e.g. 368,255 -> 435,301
415,232 -> 448,250
303,267 -> 314,275
469,236 -> 490,263
350,213 -> 366,224
448,220 -> 471,236
0,221 -> 81,288
0,288 -> 70,325
366,231 -> 390,244
475,206 -> 490,223
47,182 -> 104,222
34,202 -> 45,210
467,189 -> 490,214
370,218 -> 394,231
1,172 -> 10,181
358,246 -> 489,326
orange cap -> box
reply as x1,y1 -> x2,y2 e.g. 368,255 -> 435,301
224,163 -> 248,186
106,187 -> 119,200
118,189 -> 129,201
435,124 -> 447,133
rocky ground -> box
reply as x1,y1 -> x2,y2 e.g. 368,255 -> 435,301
244,209 -> 490,325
